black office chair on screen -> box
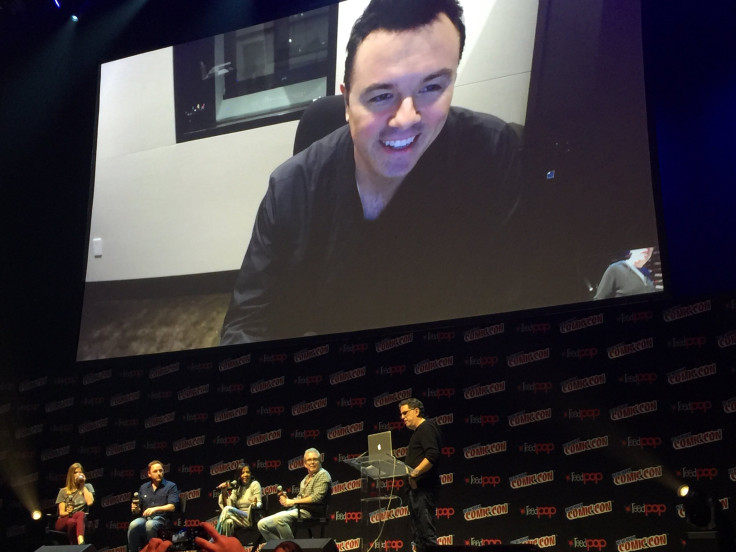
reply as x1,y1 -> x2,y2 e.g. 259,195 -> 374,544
292,94 -> 347,155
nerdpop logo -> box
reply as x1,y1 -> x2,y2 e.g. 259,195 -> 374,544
628,503 -> 667,516
571,538 -> 607,551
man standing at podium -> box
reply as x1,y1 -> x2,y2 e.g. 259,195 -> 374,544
399,398 -> 442,552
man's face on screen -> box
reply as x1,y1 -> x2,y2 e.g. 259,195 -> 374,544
341,14 -> 459,187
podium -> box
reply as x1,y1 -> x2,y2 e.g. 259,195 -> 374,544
344,454 -> 410,480
343,454 -> 410,552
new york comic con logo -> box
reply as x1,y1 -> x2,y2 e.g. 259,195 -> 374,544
464,382 -> 506,399
332,479 -> 362,495
612,466 -> 663,485
508,408 -> 552,427
671,429 -> 723,449
215,406 -> 247,423
563,436 -> 609,456
149,363 -> 179,379
463,322 -> 504,342
464,442 -> 506,459
609,401 -> 657,421
565,501 -> 613,520
336,539 -> 361,552
414,356 -> 454,375
507,348 -> 550,367
667,363 -> 717,385
717,330 -> 736,348
723,397 -> 736,414
218,354 -> 251,371
294,344 -> 329,363
510,471 -> 554,489
615,535 -> 667,552
559,313 -> 604,333
606,338 -> 654,359
511,536 -> 557,549
463,504 -> 508,520
368,505 -> 409,524
330,366 -> 367,385
662,299 -> 711,322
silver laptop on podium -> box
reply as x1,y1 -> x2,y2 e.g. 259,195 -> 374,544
368,431 -> 393,460
365,431 -> 408,479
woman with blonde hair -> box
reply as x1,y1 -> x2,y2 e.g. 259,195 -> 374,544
55,462 -> 95,545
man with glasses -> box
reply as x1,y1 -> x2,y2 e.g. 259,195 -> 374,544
256,448 -> 332,541
399,398 -> 442,552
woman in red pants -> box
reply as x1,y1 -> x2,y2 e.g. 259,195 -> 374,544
55,463 -> 95,545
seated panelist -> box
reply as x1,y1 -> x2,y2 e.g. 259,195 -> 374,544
55,462 -> 95,545
127,460 -> 179,552
257,448 -> 331,541
215,464 -> 263,536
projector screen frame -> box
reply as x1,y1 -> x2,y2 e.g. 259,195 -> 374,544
76,0 -> 666,361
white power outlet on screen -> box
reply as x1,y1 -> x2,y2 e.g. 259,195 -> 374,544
92,237 -> 103,258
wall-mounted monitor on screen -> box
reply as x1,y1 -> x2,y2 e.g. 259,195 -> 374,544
77,0 -> 662,361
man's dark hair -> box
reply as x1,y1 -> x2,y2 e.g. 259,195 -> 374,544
343,0 -> 465,94
399,398 -> 425,417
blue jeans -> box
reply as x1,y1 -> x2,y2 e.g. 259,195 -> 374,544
257,509 -> 300,541
408,487 -> 439,552
127,515 -> 167,552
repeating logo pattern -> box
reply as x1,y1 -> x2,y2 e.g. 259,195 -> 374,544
2,296 -> 735,551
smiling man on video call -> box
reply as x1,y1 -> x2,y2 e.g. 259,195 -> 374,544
221,0 -> 523,345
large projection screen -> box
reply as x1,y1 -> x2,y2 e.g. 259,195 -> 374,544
78,0 -> 662,360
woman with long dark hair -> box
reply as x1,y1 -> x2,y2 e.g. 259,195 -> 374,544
216,464 -> 262,536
